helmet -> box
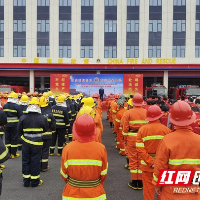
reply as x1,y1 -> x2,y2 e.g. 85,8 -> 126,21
132,93 -> 143,106
39,97 -> 48,107
56,96 -> 65,103
48,91 -> 53,96
127,98 -> 133,107
73,114 -> 96,143
28,98 -> 40,105
170,100 -> 196,126
92,93 -> 99,98
78,106 -> 96,118
32,92 -> 37,97
145,105 -> 163,121
84,97 -> 95,108
114,94 -> 120,99
81,98 -> 86,104
27,92 -> 31,97
8,92 -> 18,99
20,95 -> 29,103
43,92 -> 49,98
4,91 -> 8,94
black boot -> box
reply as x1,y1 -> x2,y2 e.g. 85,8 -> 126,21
125,157 -> 129,170
110,122 -> 113,128
137,180 -> 143,190
128,180 -> 137,190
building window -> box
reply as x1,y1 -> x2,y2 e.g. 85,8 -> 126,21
197,0 -> 200,6
0,0 -> 3,6
126,46 -> 139,58
59,20 -> 71,32
59,46 -> 71,58
105,20 -> 117,32
81,20 -> 93,32
104,46 -> 117,58
37,46 -> 49,57
0,20 -> 3,32
37,20 -> 49,32
59,0 -> 71,6
149,20 -> 162,32
0,46 -> 3,57
13,0 -> 26,6
13,45 -> 26,57
195,46 -> 200,57
81,0 -> 93,6
14,20 -> 26,32
149,0 -> 162,6
148,46 -> 161,58
172,46 -> 185,57
173,20 -> 186,32
127,20 -> 139,32
81,46 -> 93,58
37,0 -> 49,6
127,0 -> 139,6
105,0 -> 117,6
173,0 -> 186,6
196,20 -> 200,32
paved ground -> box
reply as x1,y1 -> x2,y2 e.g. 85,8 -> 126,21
1,113 -> 144,200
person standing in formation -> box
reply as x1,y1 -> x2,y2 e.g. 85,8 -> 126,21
99,86 -> 104,102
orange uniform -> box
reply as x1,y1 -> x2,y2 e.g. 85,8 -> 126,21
123,107 -> 147,180
136,121 -> 171,200
108,100 -> 113,123
153,126 -> 200,200
115,107 -> 127,153
190,112 -> 200,135
94,110 -> 103,143
111,101 -> 118,131
61,140 -> 108,200
160,111 -> 170,127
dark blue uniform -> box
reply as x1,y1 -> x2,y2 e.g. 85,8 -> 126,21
3,102 -> 23,156
40,106 -> 56,171
0,110 -> 7,138
18,112 -> 48,187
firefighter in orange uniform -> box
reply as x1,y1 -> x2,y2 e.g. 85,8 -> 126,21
136,105 -> 171,200
60,114 -> 108,200
111,95 -> 119,132
123,93 -> 148,190
190,106 -> 200,135
153,100 -> 200,200
160,105 -> 170,127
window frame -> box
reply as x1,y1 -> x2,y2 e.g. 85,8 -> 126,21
0,20 -> 4,32
13,20 -> 26,32
148,46 -> 161,58
80,46 -> 93,58
104,46 -> 117,58
37,0 -> 49,6
37,45 -> 49,57
127,0 -> 139,6
149,0 -> 162,6
0,46 -> 3,57
13,45 -> 26,57
173,20 -> 186,32
172,46 -> 185,57
59,46 -> 71,58
81,0 -> 93,6
105,0 -> 117,6
105,20 -> 117,32
0,0 -> 3,6
126,46 -> 139,58
149,20 -> 162,32
81,20 -> 93,32
59,20 -> 71,32
127,20 -> 139,32
13,0 -> 26,6
173,0 -> 186,6
59,0 -> 71,6
37,20 -> 49,32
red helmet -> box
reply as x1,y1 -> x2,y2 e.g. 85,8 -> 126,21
92,93 -> 99,98
132,93 -> 143,106
114,94 -> 119,99
145,105 -> 163,121
170,100 -> 196,126
73,114 -> 96,143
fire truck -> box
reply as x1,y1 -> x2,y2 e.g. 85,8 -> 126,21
144,83 -> 167,98
168,85 -> 200,99
0,85 -> 29,93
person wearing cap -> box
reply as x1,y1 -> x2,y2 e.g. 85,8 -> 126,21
60,114 -> 108,199
3,92 -> 23,158
122,93 -> 148,190
136,105 -> 171,200
152,100 -> 200,200
39,97 -> 56,172
18,98 -> 48,187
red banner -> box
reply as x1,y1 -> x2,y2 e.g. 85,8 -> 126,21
123,74 -> 143,96
50,74 -> 70,95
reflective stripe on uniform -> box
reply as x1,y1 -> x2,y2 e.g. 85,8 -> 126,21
0,148 -> 8,160
66,124 -> 70,127
7,117 -> 18,120
24,133 -> 42,138
11,145 -> 18,148
7,119 -> 19,123
50,146 -> 55,149
115,119 -> 120,123
120,148 -> 125,152
112,110 -> 117,113
21,136 -> 43,146
62,194 -> 107,200
153,173 -> 158,182
23,128 -> 43,132
130,170 -> 138,174
42,132 -> 52,136
129,120 -> 148,124
23,174 -> 31,178
41,159 -> 48,163
0,132 -> 4,135
5,144 -> 11,147
101,163 -> 108,176
136,142 -> 144,147
60,168 -> 68,178
119,127 -> 122,130
122,132 -> 127,136
31,175 -> 40,179
56,122 -> 65,125
68,134 -> 72,137
127,132 -> 137,136
23,111 -> 27,114
53,114 -> 64,118
56,119 -> 64,122
64,159 -> 102,169
141,160 -> 147,165
3,109 -> 17,112
169,159 -> 200,165
68,111 -> 71,114
58,146 -> 63,149
142,135 -> 164,142
138,170 -> 142,174
47,118 -> 51,122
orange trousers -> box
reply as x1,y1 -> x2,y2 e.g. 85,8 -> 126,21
118,129 -> 125,155
126,139 -> 142,180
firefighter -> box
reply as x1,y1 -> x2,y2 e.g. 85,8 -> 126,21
60,114 -> 108,199
18,98 -> 48,187
48,91 -> 56,106
123,93 -> 148,190
190,106 -> 200,135
160,104 -> 170,127
136,105 -> 171,200
153,100 -> 200,200
39,97 -> 56,172
50,96 -> 70,156
66,96 -> 74,141
3,92 -> 23,158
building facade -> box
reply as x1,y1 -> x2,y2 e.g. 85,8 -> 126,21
0,0 -> 200,92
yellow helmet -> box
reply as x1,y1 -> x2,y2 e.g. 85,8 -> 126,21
56,96 -> 65,103
78,106 -> 96,118
43,92 -> 49,98
20,95 -> 29,103
28,98 -> 40,105
8,92 -> 18,99
81,98 -> 86,104
127,98 -> 133,107
39,97 -> 48,107
48,91 -> 53,96
83,97 -> 95,108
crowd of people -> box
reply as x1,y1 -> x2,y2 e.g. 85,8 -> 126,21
0,90 -> 200,199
